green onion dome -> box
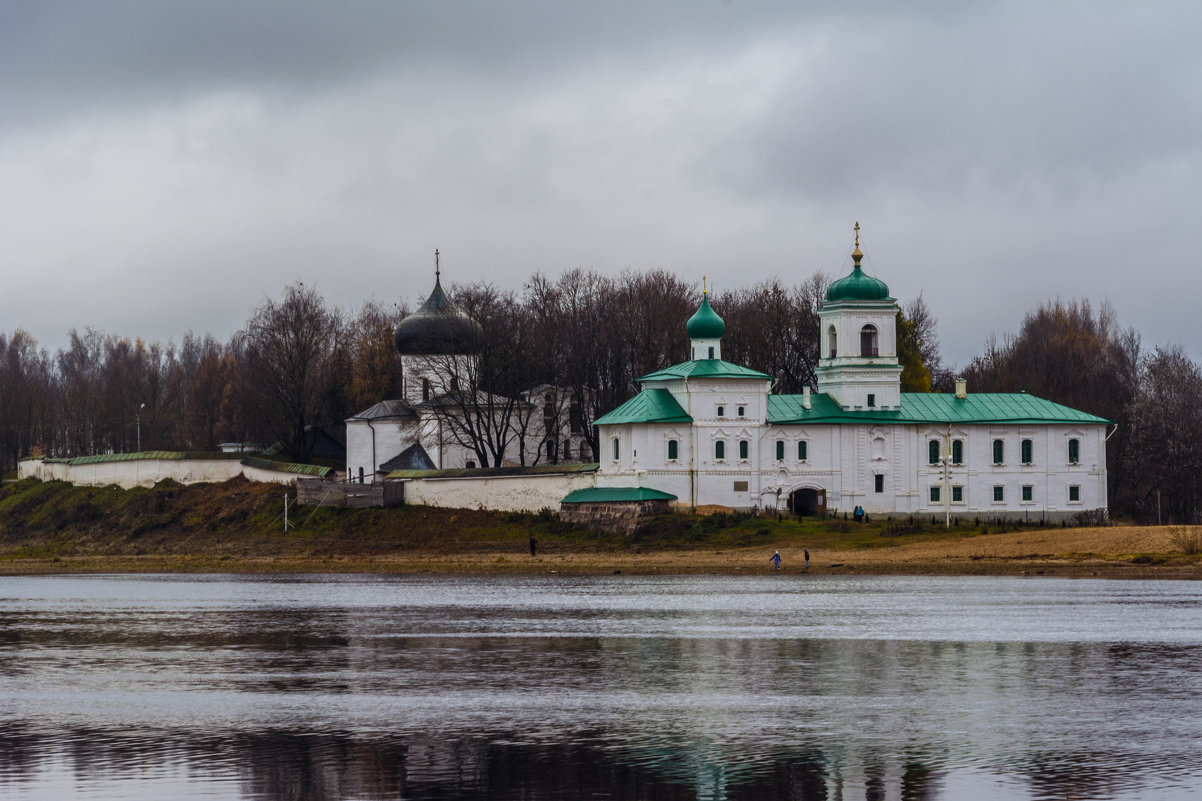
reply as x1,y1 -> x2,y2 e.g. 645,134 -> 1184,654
686,294 -> 725,339
826,228 -> 890,301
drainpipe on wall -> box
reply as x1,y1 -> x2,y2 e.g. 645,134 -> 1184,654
366,419 -> 377,484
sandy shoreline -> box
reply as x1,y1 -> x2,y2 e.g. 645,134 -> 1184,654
2,526 -> 1199,579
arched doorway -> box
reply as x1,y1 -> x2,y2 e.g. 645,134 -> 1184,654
790,487 -> 826,517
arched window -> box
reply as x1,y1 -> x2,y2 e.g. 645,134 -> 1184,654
993,439 -> 1004,464
466,460 -> 477,469
860,324 -> 879,356
1021,439 -> 1033,464
828,326 -> 838,358
739,440 -> 749,460
928,440 -> 940,465
358,466 -> 364,484
546,440 -> 557,461
667,440 -> 678,461
798,441 -> 808,461
1068,438 -> 1080,464
563,440 -> 572,460
952,440 -> 963,464
612,438 -> 620,461
715,441 -> 725,460
775,440 -> 785,461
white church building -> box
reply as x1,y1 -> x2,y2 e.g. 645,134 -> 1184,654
593,231 -> 1110,520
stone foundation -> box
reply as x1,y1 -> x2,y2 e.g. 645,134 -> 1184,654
559,498 -> 672,535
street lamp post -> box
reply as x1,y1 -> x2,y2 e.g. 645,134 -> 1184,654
137,403 -> 146,452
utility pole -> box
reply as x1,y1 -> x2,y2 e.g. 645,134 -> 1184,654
137,403 -> 146,451
941,428 -> 952,529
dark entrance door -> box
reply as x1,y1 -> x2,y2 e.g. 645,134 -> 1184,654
790,488 -> 825,517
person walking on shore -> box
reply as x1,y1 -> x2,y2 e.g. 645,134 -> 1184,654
804,548 -> 810,570
529,535 -> 537,557
771,550 -> 781,571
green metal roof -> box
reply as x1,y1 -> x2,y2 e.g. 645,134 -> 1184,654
638,359 -> 772,382
768,392 -> 1110,425
561,486 -> 678,503
593,388 -> 692,426
685,295 -> 725,339
240,456 -> 333,477
387,463 -> 599,480
49,451 -> 243,465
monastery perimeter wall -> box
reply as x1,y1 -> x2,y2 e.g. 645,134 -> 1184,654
18,453 -> 331,488
398,470 -> 597,513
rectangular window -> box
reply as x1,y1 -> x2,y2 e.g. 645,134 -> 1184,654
874,474 -> 884,493
952,486 -> 963,503
715,441 -> 725,460
929,486 -> 940,503
993,439 -> 1004,464
952,440 -> 963,465
929,440 -> 940,465
737,406 -> 745,417
1068,438 -> 1079,464
993,485 -> 1004,502
1069,485 -> 1080,502
1022,485 -> 1033,502
739,440 -> 749,460
776,440 -> 785,461
867,393 -> 876,408
798,441 -> 807,461
667,440 -> 678,461
1022,439 -> 1033,464
612,438 -> 620,461
707,346 -> 714,359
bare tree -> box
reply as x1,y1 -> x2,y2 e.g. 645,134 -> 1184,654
240,283 -> 341,461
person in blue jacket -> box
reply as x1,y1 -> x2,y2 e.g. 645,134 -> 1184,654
770,550 -> 781,571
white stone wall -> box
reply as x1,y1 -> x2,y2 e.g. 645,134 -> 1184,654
401,471 -> 597,513
18,458 -> 310,488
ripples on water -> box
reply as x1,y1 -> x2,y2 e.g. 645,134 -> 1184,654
1,574 -> 1201,800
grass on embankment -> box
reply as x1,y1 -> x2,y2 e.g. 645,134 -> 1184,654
0,477 -> 1198,576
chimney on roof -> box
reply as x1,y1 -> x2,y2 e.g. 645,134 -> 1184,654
955,377 -> 967,399
803,386 -> 811,409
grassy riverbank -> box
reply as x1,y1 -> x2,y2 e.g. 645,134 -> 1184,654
1,477 -> 1198,577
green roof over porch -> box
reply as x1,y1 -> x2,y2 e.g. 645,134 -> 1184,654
561,487 -> 678,503
638,359 -> 771,382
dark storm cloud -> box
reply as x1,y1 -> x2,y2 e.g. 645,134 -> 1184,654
1,1 -> 1199,368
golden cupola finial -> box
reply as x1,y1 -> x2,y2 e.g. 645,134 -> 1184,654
852,221 -> 863,266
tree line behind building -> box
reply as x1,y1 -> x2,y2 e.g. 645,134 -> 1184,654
0,269 -> 1198,522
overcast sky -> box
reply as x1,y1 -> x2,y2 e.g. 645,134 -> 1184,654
2,1 -> 1199,368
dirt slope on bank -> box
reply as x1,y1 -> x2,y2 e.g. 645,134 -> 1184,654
0,477 -> 1197,577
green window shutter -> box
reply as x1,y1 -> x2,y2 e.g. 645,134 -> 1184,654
952,486 -> 963,502
739,440 -> 749,460
993,439 -> 1004,464
952,440 -> 963,465
1022,485 -> 1032,502
1068,439 -> 1079,464
993,485 -> 1004,502
928,440 -> 939,464
798,441 -> 807,461
668,440 -> 678,461
1021,439 -> 1032,464
715,441 -> 725,460
930,486 -> 940,503
776,440 -> 784,460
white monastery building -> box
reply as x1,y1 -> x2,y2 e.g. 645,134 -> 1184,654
593,229 -> 1110,520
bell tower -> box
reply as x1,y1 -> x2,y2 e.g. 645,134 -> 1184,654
815,223 -> 903,410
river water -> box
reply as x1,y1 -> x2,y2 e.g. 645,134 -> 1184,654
0,574 -> 1200,800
